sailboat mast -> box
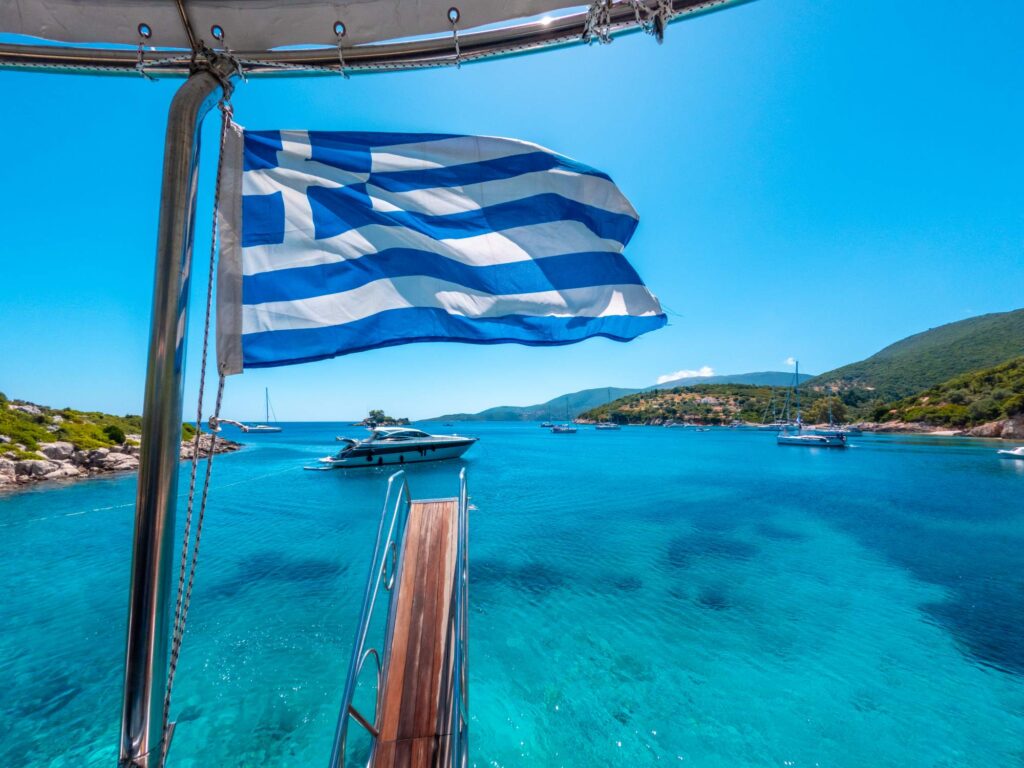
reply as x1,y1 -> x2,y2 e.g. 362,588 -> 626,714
265,387 -> 270,423
795,361 -> 801,425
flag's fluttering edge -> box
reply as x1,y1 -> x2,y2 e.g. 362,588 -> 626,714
216,126 -> 666,374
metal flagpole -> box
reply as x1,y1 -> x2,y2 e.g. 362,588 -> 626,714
119,56 -> 237,768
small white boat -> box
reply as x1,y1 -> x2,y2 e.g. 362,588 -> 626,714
997,446 -> 1024,460
247,388 -> 283,433
550,397 -> 577,433
778,432 -> 846,448
540,421 -> 554,428
595,423 -> 620,430
776,362 -> 847,449
315,427 -> 477,469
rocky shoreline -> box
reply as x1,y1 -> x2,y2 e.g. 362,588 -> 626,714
0,433 -> 242,491
852,415 -> 1024,439
575,415 -> 1024,438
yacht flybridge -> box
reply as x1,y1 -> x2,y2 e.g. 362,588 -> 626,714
317,427 -> 478,468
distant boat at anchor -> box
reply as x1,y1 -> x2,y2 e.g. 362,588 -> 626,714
777,362 -> 846,449
551,395 -> 577,433
246,388 -> 282,433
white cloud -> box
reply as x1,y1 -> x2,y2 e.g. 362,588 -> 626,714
785,357 -> 796,366
657,366 -> 715,384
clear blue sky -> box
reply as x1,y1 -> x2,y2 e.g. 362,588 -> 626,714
1,0 -> 1022,420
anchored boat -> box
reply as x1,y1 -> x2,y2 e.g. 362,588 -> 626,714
997,446 -> 1024,460
246,388 -> 282,433
317,427 -> 477,468
777,361 -> 847,449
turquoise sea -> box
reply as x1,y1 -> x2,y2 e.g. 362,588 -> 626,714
2,423 -> 1023,767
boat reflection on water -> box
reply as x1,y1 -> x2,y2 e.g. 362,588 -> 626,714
313,427 -> 477,469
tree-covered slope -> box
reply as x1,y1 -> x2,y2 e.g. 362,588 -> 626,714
807,309 -> 1024,400
432,372 -> 811,421
873,355 -> 1024,428
579,384 -> 839,426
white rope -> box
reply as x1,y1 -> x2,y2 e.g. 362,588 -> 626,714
157,95 -> 233,768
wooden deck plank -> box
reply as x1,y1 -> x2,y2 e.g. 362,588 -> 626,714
372,499 -> 459,768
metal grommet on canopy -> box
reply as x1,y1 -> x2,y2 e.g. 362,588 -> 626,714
135,22 -> 155,80
210,24 -> 225,43
334,20 -> 350,79
448,7 -> 462,68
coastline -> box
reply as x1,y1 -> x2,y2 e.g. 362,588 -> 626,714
0,433 -> 242,493
573,416 -> 1024,439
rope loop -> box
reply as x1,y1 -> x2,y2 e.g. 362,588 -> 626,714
627,0 -> 675,43
135,26 -> 156,81
583,0 -> 614,45
449,7 -> 462,68
335,23 -> 350,79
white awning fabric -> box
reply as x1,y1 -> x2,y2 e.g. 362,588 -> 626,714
0,0 -> 583,50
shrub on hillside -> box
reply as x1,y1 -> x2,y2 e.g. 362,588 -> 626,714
104,424 -> 126,444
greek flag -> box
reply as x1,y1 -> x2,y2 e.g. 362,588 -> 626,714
216,126 -> 666,374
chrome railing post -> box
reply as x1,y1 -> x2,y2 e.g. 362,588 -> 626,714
118,58 -> 237,768
330,471 -> 410,768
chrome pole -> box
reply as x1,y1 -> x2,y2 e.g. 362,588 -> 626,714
119,58 -> 236,768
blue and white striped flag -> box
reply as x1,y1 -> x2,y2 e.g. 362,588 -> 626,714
216,127 -> 666,373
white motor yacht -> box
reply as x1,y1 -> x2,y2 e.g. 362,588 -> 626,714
997,446 -> 1024,460
315,427 -> 477,468
595,423 -> 620,430
551,424 -> 577,434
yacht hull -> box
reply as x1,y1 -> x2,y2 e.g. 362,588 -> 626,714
777,434 -> 846,448
320,439 -> 475,468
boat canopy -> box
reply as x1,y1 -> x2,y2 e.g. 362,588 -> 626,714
0,0 -> 750,76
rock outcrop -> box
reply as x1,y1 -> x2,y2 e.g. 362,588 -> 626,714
965,415 -> 1024,439
0,435 -> 241,491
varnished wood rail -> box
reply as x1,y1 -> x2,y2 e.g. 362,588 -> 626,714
371,499 -> 460,768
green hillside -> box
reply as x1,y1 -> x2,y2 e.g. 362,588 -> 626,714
0,392 -> 194,460
432,372 -> 811,422
579,384 -> 838,426
808,308 -> 1024,401
434,386 -> 642,422
873,356 -> 1024,428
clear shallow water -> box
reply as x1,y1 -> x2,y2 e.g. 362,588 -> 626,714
2,424 -> 1023,767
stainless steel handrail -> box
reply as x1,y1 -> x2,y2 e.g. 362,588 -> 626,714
448,468 -> 470,767
329,470 -> 412,768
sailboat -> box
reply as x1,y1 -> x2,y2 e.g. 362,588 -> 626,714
596,388 -> 621,429
777,362 -> 846,448
551,396 -> 577,433
247,388 -> 283,433
756,387 -> 792,431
